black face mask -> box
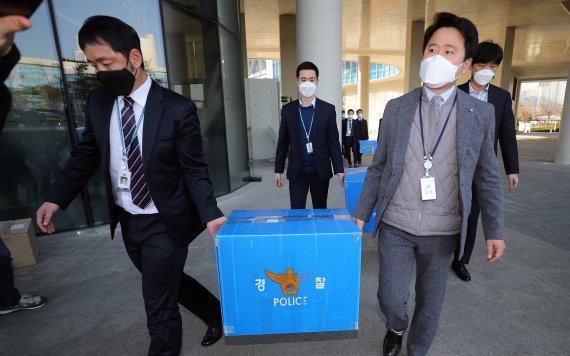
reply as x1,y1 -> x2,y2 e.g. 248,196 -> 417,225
96,68 -> 135,97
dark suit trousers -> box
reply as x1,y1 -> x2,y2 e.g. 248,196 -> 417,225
289,171 -> 330,209
0,239 -> 20,307
119,209 -> 221,356
454,184 -> 479,264
344,136 -> 359,164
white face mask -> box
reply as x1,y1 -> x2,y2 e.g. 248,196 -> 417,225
348,114 -> 354,119
357,113 -> 363,118
298,81 -> 317,98
419,54 -> 465,89
473,68 -> 495,86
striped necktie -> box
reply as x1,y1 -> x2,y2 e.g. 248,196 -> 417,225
121,96 -> 152,209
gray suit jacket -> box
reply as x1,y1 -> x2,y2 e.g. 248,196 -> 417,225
353,87 -> 504,259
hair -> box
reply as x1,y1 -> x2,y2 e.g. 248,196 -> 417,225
473,40 -> 503,65
296,61 -> 319,79
78,16 -> 144,68
356,109 -> 363,114
347,109 -> 355,114
423,12 -> 479,60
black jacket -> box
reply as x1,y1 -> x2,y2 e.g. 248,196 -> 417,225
458,81 -> 519,174
0,45 -> 20,136
46,80 -> 223,246
275,98 -> 344,181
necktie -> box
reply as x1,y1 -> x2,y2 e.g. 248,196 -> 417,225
121,97 -> 152,209
430,95 -> 443,126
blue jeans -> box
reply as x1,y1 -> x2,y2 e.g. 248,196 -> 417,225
0,239 -> 20,307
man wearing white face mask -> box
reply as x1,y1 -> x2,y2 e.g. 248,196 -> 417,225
353,13 -> 505,356
275,61 -> 345,209
453,40 -> 519,282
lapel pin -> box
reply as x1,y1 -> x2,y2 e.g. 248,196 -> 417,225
469,108 -> 473,112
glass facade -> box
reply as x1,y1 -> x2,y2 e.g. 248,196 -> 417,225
0,0 -> 248,232
342,61 -> 400,84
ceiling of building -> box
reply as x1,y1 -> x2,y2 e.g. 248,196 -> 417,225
242,0 -> 570,81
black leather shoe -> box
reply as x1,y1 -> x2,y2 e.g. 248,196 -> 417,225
451,260 -> 471,282
383,329 -> 403,356
201,324 -> 222,346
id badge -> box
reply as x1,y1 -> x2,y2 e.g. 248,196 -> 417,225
420,176 -> 436,201
117,170 -> 131,191
306,142 -> 313,154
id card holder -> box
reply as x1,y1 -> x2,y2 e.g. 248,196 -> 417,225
306,142 -> 313,154
420,176 -> 436,200
117,170 -> 131,191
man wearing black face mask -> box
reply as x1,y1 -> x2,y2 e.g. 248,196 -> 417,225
36,16 -> 226,355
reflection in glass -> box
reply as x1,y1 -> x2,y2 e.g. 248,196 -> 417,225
162,2 -> 230,195
219,28 -> 249,190
0,2 -> 86,230
169,0 -> 216,18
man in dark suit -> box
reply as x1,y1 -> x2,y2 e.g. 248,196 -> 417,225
355,109 -> 369,166
35,16 -> 225,355
0,15 -> 49,315
274,61 -> 345,209
342,109 -> 358,167
453,40 -> 519,282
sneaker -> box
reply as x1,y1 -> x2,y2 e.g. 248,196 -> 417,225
0,294 -> 48,315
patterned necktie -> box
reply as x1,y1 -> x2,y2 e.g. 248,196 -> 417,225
121,97 -> 152,209
431,95 -> 443,126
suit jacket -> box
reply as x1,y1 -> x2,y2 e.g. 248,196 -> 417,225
46,80 -> 223,247
0,45 -> 20,136
353,87 -> 504,259
275,98 -> 344,181
357,118 -> 369,140
458,81 -> 519,174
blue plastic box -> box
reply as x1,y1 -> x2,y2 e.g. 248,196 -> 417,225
344,168 -> 377,233
359,139 -> 377,154
215,209 -> 362,336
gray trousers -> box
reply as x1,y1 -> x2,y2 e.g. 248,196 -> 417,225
377,222 -> 457,356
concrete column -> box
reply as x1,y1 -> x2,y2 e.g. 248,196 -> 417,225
279,15 -> 297,101
555,66 -> 570,164
296,0 -> 343,124
404,20 -> 424,92
501,27 -> 516,93
358,55 -> 370,117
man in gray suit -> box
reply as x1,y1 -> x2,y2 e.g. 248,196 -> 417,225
353,13 -> 505,356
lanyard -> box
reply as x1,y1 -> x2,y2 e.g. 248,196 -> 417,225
298,104 -> 315,142
418,91 -> 457,162
116,98 -> 146,158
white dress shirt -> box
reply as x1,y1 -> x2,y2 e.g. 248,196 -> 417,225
109,75 -> 158,214
468,81 -> 489,102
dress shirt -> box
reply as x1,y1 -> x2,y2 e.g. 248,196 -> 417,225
468,81 -> 489,102
109,74 -> 158,214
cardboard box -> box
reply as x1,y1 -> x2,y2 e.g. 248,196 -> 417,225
215,209 -> 362,336
359,139 -> 377,154
344,168 -> 377,233
0,218 -> 39,268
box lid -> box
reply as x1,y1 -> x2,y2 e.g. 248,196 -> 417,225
0,219 -> 31,236
344,168 -> 368,182
218,208 -> 360,237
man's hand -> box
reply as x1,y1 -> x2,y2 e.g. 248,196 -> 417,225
36,202 -> 60,234
337,173 -> 345,187
507,174 -> 519,192
352,217 -> 364,231
486,239 -> 506,263
0,16 -> 32,57
206,216 -> 227,238
274,173 -> 283,188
